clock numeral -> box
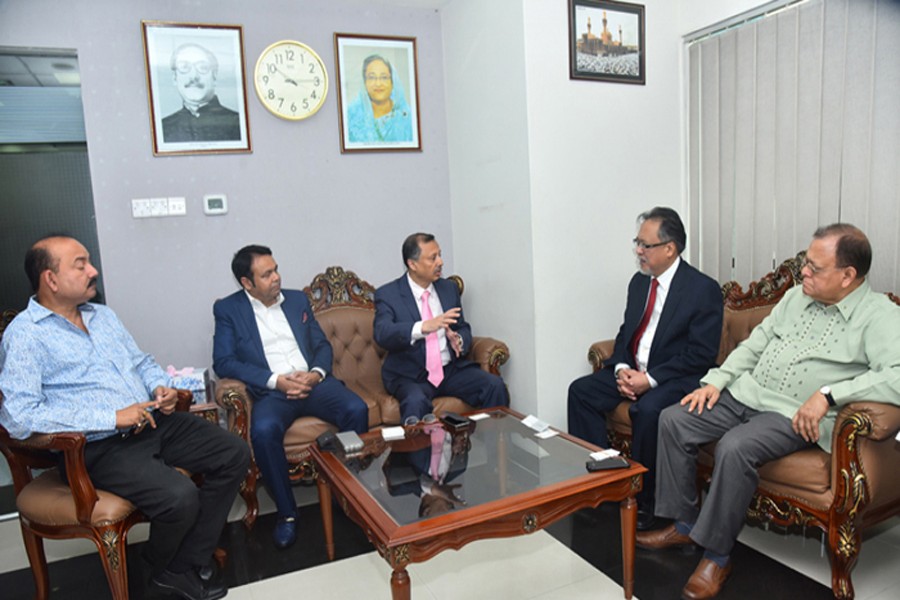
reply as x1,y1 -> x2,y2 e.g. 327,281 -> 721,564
261,74 -> 269,85
274,52 -> 285,65
267,89 -> 276,100
277,98 -> 285,109
308,63 -> 316,75
314,76 -> 320,87
302,98 -> 309,110
267,63 -> 276,74
291,102 -> 298,113
285,49 -> 295,61
310,89 -> 317,100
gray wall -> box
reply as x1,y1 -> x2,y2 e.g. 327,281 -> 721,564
0,0 -> 452,370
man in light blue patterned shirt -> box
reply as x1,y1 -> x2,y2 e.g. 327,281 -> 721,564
636,224 -> 900,600
0,235 -> 249,600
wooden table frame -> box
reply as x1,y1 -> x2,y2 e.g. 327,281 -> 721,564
311,408 -> 646,600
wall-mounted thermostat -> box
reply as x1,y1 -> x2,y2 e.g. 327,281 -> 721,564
203,194 -> 228,215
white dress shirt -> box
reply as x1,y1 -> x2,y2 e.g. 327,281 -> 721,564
245,291 -> 325,389
616,256 -> 680,388
406,275 -> 451,366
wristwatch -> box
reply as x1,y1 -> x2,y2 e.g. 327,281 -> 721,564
819,385 -> 836,407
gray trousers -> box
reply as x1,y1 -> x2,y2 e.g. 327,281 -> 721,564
654,389 -> 813,555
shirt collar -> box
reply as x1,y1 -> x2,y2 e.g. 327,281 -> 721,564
26,296 -> 96,323
406,274 -> 435,302
654,256 -> 681,290
831,279 -> 871,320
244,290 -> 284,312
800,278 -> 871,320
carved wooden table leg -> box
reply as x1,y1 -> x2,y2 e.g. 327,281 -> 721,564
316,474 -> 335,561
391,567 -> 411,600
620,495 -> 637,599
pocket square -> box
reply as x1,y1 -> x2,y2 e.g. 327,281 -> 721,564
302,311 -> 308,323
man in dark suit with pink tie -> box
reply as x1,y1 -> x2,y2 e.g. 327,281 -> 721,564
567,208 -> 723,530
374,233 -> 508,422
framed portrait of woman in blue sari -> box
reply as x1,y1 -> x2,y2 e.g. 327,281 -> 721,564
334,33 -> 422,153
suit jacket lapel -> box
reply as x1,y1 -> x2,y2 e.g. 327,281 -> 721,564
237,293 -> 268,365
281,293 -> 308,358
651,262 -> 687,353
398,276 -> 421,321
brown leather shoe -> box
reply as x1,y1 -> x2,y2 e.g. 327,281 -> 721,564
636,523 -> 694,550
681,558 -> 732,599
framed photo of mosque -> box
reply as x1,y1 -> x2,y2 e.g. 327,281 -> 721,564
333,33 -> 422,153
142,21 -> 252,156
568,0 -> 645,84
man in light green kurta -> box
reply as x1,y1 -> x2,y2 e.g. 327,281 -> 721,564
635,224 -> 900,600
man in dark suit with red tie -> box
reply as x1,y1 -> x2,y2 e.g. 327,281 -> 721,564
567,207 -> 723,530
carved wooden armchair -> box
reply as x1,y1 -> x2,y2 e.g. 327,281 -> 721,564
0,390 -> 194,600
216,266 -> 511,529
586,252 -> 900,598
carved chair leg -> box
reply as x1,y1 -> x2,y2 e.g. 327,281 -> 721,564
20,525 -> 50,600
240,464 -> 260,531
827,518 -> 860,600
93,524 -> 131,600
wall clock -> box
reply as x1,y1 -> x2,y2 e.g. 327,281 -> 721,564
254,40 -> 328,120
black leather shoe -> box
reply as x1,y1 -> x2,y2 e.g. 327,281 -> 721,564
273,515 -> 298,549
152,569 -> 227,600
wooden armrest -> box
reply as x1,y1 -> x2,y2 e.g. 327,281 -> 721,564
588,339 -> 616,372
215,378 -> 252,442
469,336 -> 510,376
0,426 -> 98,523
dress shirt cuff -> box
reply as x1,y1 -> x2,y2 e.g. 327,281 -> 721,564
646,373 -> 658,389
700,370 -> 731,391
614,363 -> 629,377
311,367 -> 327,381
411,321 -> 425,344
267,373 -> 278,390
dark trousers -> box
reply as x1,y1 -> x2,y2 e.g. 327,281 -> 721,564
250,377 -> 368,518
80,411 -> 249,575
390,361 -> 508,422
655,389 -> 813,555
567,367 -> 690,507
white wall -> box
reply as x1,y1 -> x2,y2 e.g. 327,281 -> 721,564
441,0 -> 538,415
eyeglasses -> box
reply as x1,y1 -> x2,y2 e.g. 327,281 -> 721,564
404,413 -> 438,427
365,74 -> 392,83
175,61 -> 213,75
801,258 -> 842,276
632,238 -> 670,251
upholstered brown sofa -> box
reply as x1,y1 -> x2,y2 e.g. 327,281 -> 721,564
586,253 -> 900,599
215,266 -> 510,529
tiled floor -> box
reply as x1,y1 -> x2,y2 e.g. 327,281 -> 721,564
1,482 -> 898,599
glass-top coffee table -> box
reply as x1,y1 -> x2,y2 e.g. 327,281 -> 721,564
310,407 -> 646,600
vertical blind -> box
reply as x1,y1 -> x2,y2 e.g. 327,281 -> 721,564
687,0 -> 900,292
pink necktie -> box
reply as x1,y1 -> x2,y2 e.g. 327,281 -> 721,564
430,427 -> 446,481
421,290 -> 444,387
630,278 -> 659,365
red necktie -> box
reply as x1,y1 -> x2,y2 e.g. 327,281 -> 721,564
630,278 -> 659,365
421,290 -> 444,387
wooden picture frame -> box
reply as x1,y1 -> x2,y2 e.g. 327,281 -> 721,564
142,21 -> 251,156
568,0 -> 645,85
334,33 -> 422,153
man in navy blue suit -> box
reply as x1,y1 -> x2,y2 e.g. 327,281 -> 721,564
213,245 -> 367,549
374,233 -> 507,422
567,208 -> 723,530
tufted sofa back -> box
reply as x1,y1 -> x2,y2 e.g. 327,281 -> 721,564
315,305 -> 399,427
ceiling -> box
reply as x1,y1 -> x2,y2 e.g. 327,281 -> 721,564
0,50 -> 80,87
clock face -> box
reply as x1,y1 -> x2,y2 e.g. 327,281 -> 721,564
254,41 -> 328,120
